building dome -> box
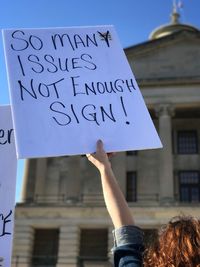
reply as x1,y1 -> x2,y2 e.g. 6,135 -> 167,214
149,8 -> 200,40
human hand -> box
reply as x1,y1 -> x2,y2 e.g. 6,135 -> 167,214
86,140 -> 115,172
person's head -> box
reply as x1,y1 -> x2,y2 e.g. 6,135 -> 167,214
144,215 -> 200,267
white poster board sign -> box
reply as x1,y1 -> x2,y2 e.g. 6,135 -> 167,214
0,105 -> 17,267
3,26 -> 162,158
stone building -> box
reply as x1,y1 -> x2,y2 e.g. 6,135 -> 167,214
12,8 -> 200,267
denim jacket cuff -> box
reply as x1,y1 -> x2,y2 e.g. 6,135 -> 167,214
112,225 -> 144,248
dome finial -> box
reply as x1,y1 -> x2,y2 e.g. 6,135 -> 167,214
171,0 -> 180,24
149,0 -> 199,40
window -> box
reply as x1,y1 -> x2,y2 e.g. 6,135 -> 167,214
179,171 -> 200,202
177,130 -> 198,154
79,229 -> 108,263
126,171 -> 137,202
126,151 -> 137,156
32,229 -> 59,267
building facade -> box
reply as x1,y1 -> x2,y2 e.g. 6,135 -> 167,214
12,11 -> 200,267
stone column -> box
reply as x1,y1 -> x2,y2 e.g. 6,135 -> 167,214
56,225 -> 79,267
12,224 -> 34,267
65,156 -> 81,200
156,104 -> 174,204
112,152 -> 126,195
34,158 -> 47,201
21,159 -> 31,202
21,159 -> 38,202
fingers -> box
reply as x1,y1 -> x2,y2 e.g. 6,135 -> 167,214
87,140 -> 115,160
86,140 -> 104,158
86,153 -> 92,160
86,140 -> 113,170
96,139 -> 104,153
107,152 -> 116,159
86,140 -> 105,164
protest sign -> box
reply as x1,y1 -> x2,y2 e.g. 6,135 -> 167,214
0,105 -> 17,267
3,26 -> 162,158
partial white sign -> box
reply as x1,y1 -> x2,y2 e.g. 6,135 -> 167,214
3,26 -> 162,158
0,105 -> 17,267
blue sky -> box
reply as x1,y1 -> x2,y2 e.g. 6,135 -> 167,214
0,0 -> 200,202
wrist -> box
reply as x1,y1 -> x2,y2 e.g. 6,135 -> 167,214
99,162 -> 112,175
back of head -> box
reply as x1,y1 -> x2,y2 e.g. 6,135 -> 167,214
144,215 -> 200,267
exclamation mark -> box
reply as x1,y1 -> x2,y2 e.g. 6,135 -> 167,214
120,96 -> 130,125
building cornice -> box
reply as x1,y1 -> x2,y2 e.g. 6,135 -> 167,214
137,76 -> 200,87
125,30 -> 200,57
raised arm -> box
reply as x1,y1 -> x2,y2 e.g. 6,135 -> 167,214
87,140 -> 134,228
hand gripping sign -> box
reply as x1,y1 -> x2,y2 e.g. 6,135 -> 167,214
2,26 -> 162,158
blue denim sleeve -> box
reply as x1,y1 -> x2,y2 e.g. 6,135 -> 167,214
112,225 -> 144,267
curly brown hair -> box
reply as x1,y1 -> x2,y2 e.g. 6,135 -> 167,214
143,215 -> 200,267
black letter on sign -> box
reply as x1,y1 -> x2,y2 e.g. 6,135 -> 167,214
18,79 -> 37,101
126,79 -> 136,92
100,104 -> 116,122
10,30 -> 29,51
0,129 -> 14,145
0,130 -> 6,145
97,31 -> 111,47
82,104 -> 100,126
29,35 -> 43,50
0,210 -> 12,237
50,101 -> 71,126
28,54 -> 44,73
